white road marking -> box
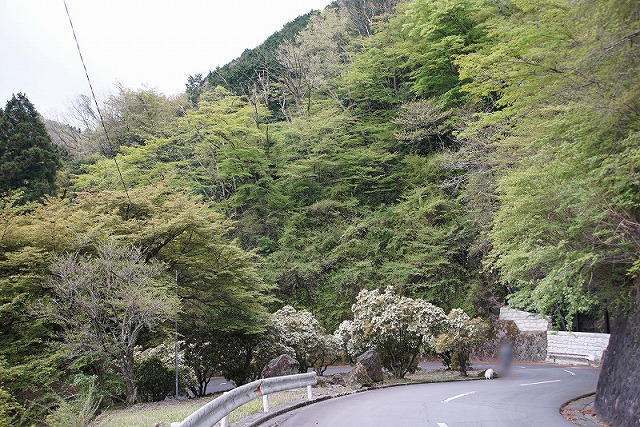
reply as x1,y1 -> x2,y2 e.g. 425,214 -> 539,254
520,380 -> 561,386
564,370 -> 576,376
441,391 -> 477,403
437,423 -> 449,427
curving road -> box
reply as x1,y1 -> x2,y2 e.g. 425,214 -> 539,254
262,364 -> 600,427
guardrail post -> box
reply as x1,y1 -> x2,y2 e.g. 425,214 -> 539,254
262,394 -> 269,412
307,385 -> 312,400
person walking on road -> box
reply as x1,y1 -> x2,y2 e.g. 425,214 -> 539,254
499,340 -> 513,376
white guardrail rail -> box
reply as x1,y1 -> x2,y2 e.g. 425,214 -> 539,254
171,372 -> 317,427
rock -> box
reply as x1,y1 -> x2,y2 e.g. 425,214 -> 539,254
345,362 -> 374,388
356,349 -> 384,382
331,373 -> 346,386
261,354 -> 300,378
315,376 -> 333,387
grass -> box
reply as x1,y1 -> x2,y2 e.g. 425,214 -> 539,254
90,389 -> 307,427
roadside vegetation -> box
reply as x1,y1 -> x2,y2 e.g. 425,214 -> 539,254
1,0 -> 637,424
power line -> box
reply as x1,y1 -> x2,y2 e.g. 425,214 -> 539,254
62,0 -> 131,207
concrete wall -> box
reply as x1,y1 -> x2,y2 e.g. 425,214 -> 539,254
546,331 -> 610,365
491,307 -> 610,366
499,307 -> 550,332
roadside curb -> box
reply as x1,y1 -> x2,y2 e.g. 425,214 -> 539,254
560,391 -> 596,412
560,392 -> 610,427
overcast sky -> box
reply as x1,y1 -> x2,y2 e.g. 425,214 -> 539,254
0,0 -> 332,118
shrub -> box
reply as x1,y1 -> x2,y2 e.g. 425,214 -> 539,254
135,357 -> 173,402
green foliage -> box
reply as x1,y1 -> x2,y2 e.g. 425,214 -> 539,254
196,12 -> 314,117
135,357 -> 173,402
4,0 -> 638,419
402,0 -> 490,104
44,379 -> 101,427
434,309 -> 487,376
457,0 -> 640,325
346,287 -> 447,378
271,306 -> 340,373
0,93 -> 61,202
0,385 -> 23,427
39,242 -> 179,404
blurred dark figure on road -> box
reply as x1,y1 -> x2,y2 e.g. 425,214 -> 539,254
499,340 -> 513,376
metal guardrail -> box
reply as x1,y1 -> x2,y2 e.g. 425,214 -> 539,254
546,351 -> 596,366
173,372 -> 317,427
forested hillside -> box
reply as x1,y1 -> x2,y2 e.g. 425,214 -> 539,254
1,0 -> 638,424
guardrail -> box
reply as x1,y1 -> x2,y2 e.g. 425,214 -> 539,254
171,372 -> 317,427
546,351 -> 596,366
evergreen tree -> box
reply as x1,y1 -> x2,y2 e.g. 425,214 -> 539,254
0,94 -> 61,202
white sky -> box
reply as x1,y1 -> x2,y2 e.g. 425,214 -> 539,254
0,0 -> 332,118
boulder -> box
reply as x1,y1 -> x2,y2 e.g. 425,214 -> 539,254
315,376 -> 333,387
331,373 -> 346,386
261,354 -> 300,378
345,362 -> 374,388
356,349 -> 384,382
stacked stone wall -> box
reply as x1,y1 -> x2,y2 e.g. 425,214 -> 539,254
547,331 -> 610,365
471,319 -> 547,362
499,307 -> 550,332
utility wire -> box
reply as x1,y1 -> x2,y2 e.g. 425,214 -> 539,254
62,0 -> 131,207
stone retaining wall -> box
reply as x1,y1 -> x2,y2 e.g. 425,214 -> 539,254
474,307 -> 610,366
546,331 -> 610,365
499,307 -> 550,332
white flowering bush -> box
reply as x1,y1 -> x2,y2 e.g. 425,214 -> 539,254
334,320 -> 357,363
348,287 -> 447,378
272,306 -> 339,374
434,308 -> 488,376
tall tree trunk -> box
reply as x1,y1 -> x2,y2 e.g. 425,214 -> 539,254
121,352 -> 137,404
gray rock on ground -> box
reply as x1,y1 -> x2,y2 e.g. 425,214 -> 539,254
345,362 -> 374,388
315,376 -> 334,387
331,373 -> 346,386
261,354 -> 300,378
356,349 -> 384,382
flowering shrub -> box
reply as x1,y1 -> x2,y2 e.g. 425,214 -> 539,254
334,320 -> 356,363
347,287 -> 447,378
272,306 -> 340,373
434,309 -> 488,376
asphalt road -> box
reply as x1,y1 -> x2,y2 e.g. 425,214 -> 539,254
262,364 -> 600,427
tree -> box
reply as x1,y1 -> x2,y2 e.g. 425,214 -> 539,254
434,309 -> 487,376
456,0 -> 640,325
0,94 -> 60,202
348,287 -> 446,378
337,0 -> 399,37
37,242 -> 179,404
275,8 -> 353,117
272,306 -> 339,373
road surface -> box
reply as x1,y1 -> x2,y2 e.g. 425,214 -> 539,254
262,364 -> 599,427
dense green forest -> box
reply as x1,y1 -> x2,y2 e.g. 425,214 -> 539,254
1,0 -> 638,424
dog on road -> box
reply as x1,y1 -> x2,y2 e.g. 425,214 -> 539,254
484,368 -> 495,379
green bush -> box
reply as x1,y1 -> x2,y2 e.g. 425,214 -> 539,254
45,382 -> 100,427
0,387 -> 22,427
136,357 -> 173,402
